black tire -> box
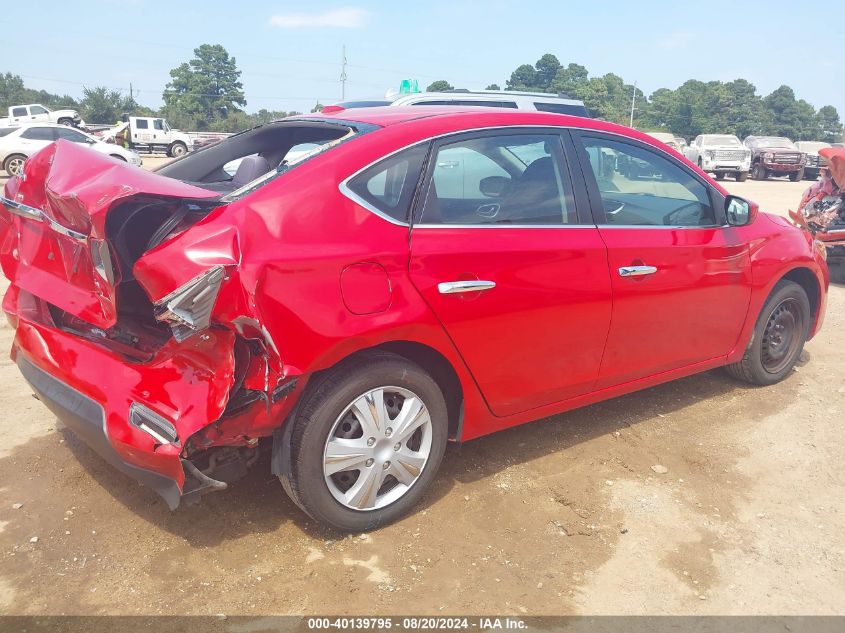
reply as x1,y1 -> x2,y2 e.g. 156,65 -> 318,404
751,163 -> 767,180
109,154 -> 127,162
281,352 -> 448,531
726,280 -> 811,386
715,172 -> 724,181
169,141 -> 187,158
789,169 -> 803,182
736,171 -> 749,182
57,117 -> 73,127
3,154 -> 27,177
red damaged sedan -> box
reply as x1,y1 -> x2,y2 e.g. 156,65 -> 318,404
0,108 -> 829,531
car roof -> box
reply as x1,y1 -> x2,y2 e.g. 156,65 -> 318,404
302,105 -> 598,127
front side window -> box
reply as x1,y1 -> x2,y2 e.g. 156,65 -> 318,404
135,119 -> 149,129
153,119 -> 164,131
30,105 -> 48,115
581,136 -> 715,227
20,127 -> 56,141
419,133 -> 574,225
346,143 -> 429,223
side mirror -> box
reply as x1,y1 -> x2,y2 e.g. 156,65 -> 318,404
479,175 -> 511,198
725,195 -> 758,226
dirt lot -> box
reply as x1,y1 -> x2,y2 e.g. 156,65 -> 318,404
0,167 -> 843,616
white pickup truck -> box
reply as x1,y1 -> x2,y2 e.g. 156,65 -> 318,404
100,116 -> 192,157
0,103 -> 83,128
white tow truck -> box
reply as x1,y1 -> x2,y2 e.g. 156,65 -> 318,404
100,116 -> 192,157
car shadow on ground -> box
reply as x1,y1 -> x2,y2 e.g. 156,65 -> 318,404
22,365 -> 776,546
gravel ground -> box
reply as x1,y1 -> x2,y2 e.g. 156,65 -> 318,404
0,163 -> 843,616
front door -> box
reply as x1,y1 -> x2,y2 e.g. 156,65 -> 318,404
409,130 -> 612,417
574,132 -> 752,388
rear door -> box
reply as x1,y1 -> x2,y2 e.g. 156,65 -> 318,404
407,129 -> 612,417
573,131 -> 751,388
10,106 -> 29,125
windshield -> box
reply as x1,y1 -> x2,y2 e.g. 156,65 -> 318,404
753,137 -> 796,149
703,135 -> 741,146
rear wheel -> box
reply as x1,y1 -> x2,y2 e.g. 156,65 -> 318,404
281,352 -> 448,531
3,154 -> 26,177
726,280 -> 810,385
752,162 -> 767,180
736,171 -> 749,182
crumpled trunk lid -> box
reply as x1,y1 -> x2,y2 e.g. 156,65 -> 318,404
0,140 -> 218,329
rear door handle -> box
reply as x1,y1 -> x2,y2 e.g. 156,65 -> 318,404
438,280 -> 496,294
618,265 -> 657,277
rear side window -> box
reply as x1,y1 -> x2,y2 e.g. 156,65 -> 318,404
20,127 -> 56,141
533,102 -> 589,117
135,119 -> 149,129
0,128 -> 16,138
11,107 -> 27,117
346,143 -> 429,223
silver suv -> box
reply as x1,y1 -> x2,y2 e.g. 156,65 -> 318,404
333,90 -> 590,118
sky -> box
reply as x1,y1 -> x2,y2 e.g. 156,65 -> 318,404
3,0 -> 843,125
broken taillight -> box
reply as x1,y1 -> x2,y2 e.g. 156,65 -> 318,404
153,265 -> 225,341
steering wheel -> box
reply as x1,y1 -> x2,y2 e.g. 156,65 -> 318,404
662,201 -> 703,226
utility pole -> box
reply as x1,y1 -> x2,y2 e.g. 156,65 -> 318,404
629,81 -> 637,128
340,45 -> 348,100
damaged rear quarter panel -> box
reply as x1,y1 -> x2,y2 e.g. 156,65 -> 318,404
132,140 -> 486,437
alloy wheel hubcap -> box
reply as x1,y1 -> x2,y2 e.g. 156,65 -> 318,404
323,386 -> 433,511
8,158 -> 23,176
761,298 -> 803,374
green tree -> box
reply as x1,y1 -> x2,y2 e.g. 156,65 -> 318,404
549,63 -> 588,96
763,85 -> 816,139
426,80 -> 453,92
506,64 -> 538,91
163,44 -> 246,131
485,83 -> 500,91
534,54 -> 561,91
815,105 -> 843,143
79,86 -> 138,124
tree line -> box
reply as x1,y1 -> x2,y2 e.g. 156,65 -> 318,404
429,54 -> 842,142
3,47 -> 842,141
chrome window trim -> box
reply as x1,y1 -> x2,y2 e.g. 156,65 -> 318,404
337,124 -> 717,230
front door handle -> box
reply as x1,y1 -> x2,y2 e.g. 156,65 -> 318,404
618,265 -> 657,277
438,280 -> 496,294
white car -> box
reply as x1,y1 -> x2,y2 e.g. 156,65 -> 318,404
684,134 -> 751,181
332,90 -> 590,117
0,124 -> 142,177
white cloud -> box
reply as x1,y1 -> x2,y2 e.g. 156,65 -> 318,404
269,7 -> 368,29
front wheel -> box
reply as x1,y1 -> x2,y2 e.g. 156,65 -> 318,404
789,169 -> 804,182
57,118 -> 73,126
752,163 -> 767,180
715,172 -> 725,181
726,280 -> 811,385
735,171 -> 749,182
281,352 -> 448,531
109,154 -> 127,162
169,141 -> 188,158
